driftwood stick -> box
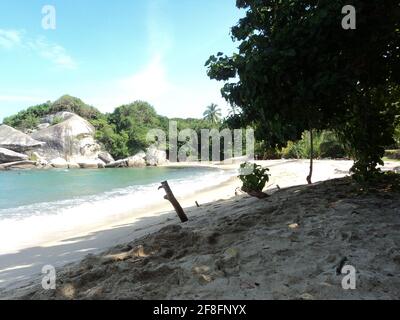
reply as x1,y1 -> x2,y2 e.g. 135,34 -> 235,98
246,190 -> 269,199
159,181 -> 188,223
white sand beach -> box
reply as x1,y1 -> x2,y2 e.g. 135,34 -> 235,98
1,159 -> 399,299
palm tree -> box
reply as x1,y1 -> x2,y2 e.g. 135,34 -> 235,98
203,103 -> 222,124
227,104 -> 240,117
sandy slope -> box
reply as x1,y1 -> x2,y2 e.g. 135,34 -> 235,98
1,159 -> 399,299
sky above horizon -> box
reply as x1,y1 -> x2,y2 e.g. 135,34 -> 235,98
0,0 -> 243,122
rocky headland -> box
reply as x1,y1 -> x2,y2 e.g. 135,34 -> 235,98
0,112 -> 167,171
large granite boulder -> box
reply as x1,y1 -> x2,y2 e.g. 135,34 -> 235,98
0,160 -> 37,170
67,162 -> 80,169
127,151 -> 146,167
98,152 -> 115,164
78,136 -> 101,158
30,112 -> 102,161
0,125 -> 45,152
50,157 -> 68,169
78,159 -> 105,169
0,147 -> 29,163
105,159 -> 128,168
105,148 -> 167,168
145,146 -> 167,166
37,123 -> 50,130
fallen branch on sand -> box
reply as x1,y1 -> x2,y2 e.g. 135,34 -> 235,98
158,181 -> 189,223
245,190 -> 269,199
235,187 -> 269,199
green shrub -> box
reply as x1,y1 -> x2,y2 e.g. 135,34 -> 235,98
281,130 -> 348,159
51,95 -> 102,120
51,116 -> 63,126
281,141 -> 301,159
239,162 -> 270,192
319,141 -> 347,159
29,153 -> 38,162
3,96 -> 101,131
262,147 -> 281,160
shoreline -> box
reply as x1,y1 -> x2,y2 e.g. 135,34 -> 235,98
0,165 -> 238,254
0,166 -> 241,291
1,159 -> 398,295
4,162 -> 400,299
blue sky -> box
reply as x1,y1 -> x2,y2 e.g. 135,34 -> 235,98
0,0 -> 243,122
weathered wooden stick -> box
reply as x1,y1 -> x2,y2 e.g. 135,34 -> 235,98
246,190 -> 269,199
158,181 -> 188,223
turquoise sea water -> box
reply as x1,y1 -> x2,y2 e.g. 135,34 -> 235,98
0,166 -> 235,251
0,167 -> 219,211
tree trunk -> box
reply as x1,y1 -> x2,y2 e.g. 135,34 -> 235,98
158,181 -> 188,223
306,129 -> 314,185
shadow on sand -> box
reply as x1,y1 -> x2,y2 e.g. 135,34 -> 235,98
0,207 -> 190,293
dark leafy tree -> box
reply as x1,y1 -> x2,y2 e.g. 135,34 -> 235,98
108,101 -> 162,154
206,0 -> 400,182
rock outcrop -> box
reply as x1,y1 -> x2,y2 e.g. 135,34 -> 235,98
0,160 -> 37,170
98,152 -> 114,164
37,123 -> 50,130
0,147 -> 29,163
68,162 -> 80,169
1,113 -> 169,170
30,112 -> 102,162
105,148 -> 168,169
78,159 -> 106,169
50,157 -> 69,169
29,152 -> 48,166
0,125 -> 45,152
145,146 -> 167,166
127,151 -> 146,167
105,159 -> 128,168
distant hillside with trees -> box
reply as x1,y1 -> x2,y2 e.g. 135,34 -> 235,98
3,95 -> 103,130
3,92 -> 397,163
2,95 -> 223,160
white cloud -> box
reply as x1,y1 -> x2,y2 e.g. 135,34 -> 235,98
84,57 -> 229,119
83,0 -> 229,119
0,29 -> 23,49
119,55 -> 170,101
27,36 -> 77,70
148,80 -> 230,119
83,56 -> 168,112
0,29 -> 76,70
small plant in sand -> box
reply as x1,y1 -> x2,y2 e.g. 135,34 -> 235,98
239,162 -> 270,194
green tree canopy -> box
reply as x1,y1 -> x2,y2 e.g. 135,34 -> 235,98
108,101 -> 163,155
51,95 -> 102,120
3,102 -> 52,130
3,95 -> 103,131
207,0 -> 400,180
